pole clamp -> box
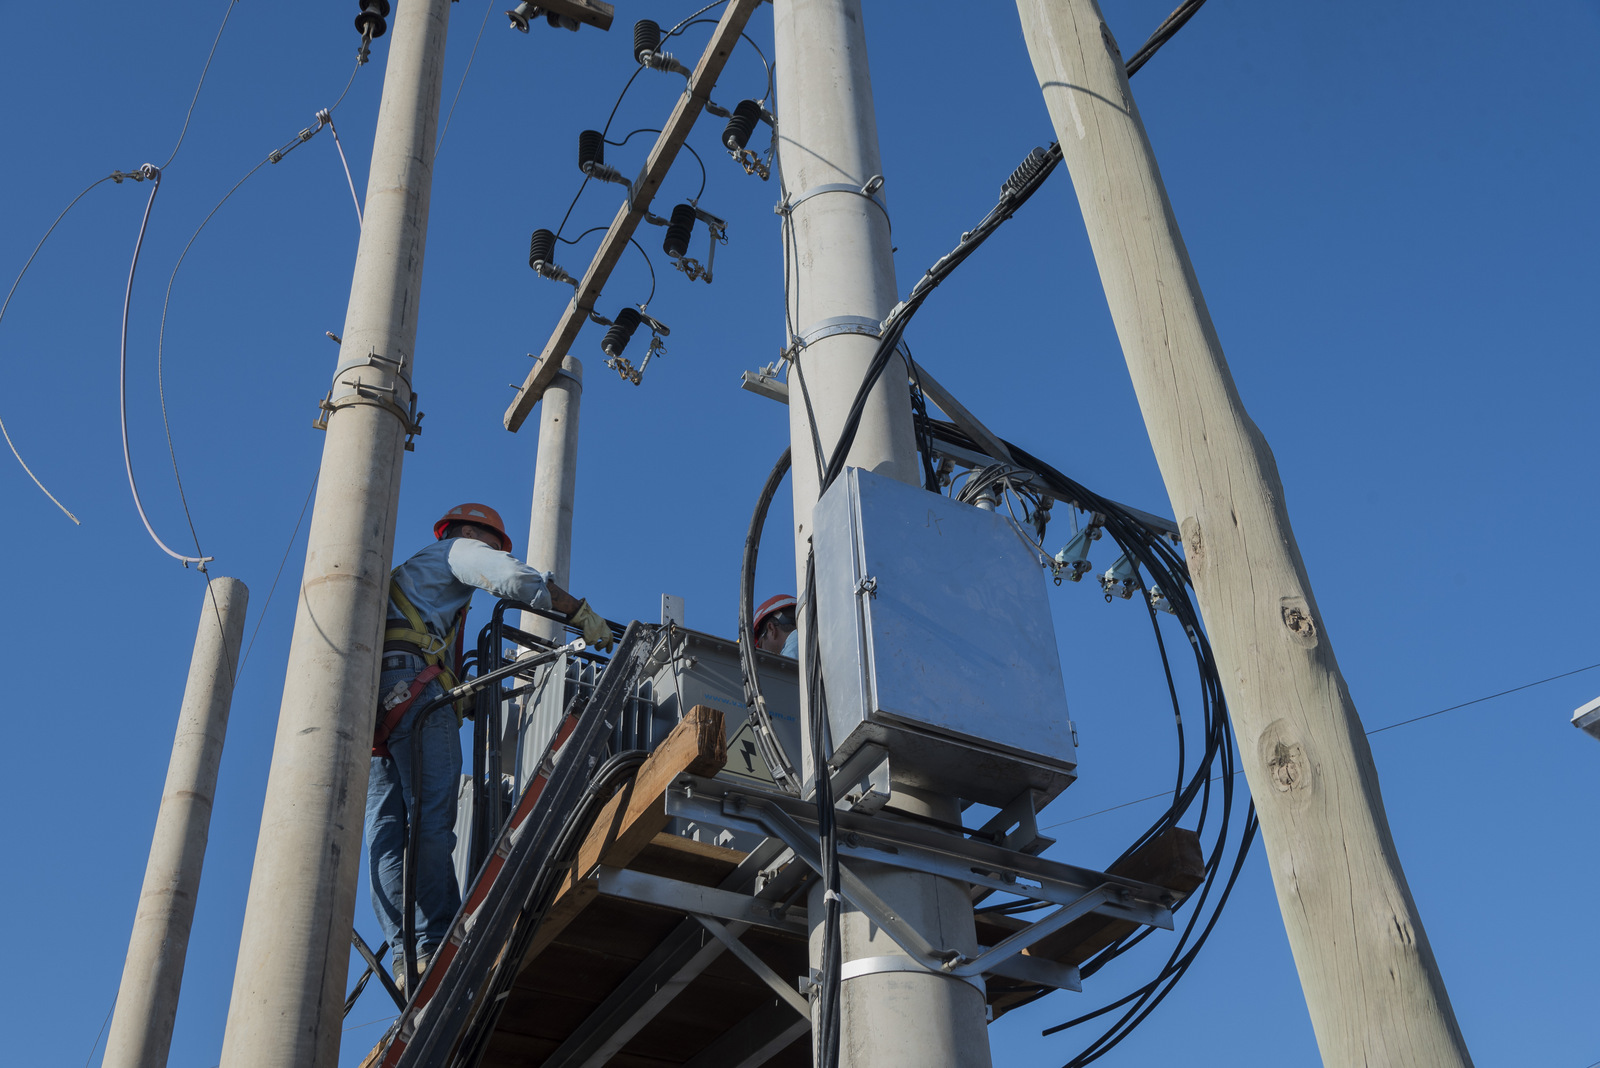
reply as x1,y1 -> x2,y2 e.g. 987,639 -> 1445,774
776,175 -> 890,232
789,314 -> 883,353
839,955 -> 985,995
313,350 -> 423,451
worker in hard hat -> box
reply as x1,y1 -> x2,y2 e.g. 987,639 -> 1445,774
366,502 -> 612,990
753,593 -> 799,659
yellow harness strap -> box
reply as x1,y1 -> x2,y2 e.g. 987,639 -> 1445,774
386,580 -> 466,720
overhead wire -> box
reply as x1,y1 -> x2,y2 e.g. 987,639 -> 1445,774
239,469 -> 319,673
435,0 -> 495,157
160,0 -> 242,170
146,42 -> 369,573
0,172 -> 125,524
119,164 -> 212,568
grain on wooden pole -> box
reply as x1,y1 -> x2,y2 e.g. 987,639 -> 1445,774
1013,1 -> 1475,1063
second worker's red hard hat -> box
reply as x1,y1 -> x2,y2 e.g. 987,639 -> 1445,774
434,503 -> 513,552
753,593 -> 797,636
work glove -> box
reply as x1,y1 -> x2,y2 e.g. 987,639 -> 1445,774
569,599 -> 614,652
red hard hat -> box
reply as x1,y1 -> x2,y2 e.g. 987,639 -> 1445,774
753,594 -> 797,635
434,503 -> 513,552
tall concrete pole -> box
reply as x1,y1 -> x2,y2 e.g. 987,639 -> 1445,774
520,355 -> 583,643
773,3 -> 991,1065
104,578 -> 248,1068
219,3 -> 451,1065
1015,2 -> 1473,1064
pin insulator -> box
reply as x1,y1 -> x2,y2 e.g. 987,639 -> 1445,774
723,99 -> 762,151
602,307 -> 642,357
662,203 -> 696,259
354,0 -> 390,39
633,20 -> 661,64
528,229 -> 556,270
578,129 -> 606,172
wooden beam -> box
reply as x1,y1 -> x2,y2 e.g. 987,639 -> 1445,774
518,706 -> 728,967
504,0 -> 764,430
984,827 -> 1204,1019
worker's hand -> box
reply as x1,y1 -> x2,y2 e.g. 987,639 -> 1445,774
569,599 -> 614,652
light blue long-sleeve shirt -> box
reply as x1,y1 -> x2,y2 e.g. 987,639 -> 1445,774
388,537 -> 552,642
780,629 -> 799,659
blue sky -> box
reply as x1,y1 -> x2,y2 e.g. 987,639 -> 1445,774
2,1 -> 1597,1065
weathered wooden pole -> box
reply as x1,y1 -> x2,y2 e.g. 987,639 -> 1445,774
1013,2 -> 1474,1064
104,578 -> 248,1068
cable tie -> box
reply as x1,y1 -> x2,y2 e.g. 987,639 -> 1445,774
823,889 -> 842,904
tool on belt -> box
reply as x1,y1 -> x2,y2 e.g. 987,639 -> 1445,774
372,664 -> 444,758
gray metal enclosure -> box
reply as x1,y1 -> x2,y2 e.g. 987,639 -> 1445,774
812,466 -> 1077,807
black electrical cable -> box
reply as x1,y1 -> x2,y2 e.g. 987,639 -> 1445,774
738,447 -> 802,794
803,548 -> 843,1068
606,127 -> 709,202
1124,0 -> 1209,77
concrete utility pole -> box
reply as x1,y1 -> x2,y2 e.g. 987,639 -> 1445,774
773,2 -> 991,1065
1014,2 -> 1474,1064
104,578 -> 248,1068
219,2 -> 451,1066
520,355 -> 583,643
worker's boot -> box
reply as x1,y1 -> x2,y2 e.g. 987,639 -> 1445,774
390,949 -> 430,997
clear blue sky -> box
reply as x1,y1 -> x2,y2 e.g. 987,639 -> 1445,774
2,1 -> 1596,1065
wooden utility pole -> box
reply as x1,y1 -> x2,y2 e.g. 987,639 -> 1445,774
218,2 -> 451,1065
1014,1 -> 1474,1064
775,1 -> 992,1065
104,578 -> 248,1068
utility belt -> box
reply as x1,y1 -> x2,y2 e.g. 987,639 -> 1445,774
373,580 -> 471,756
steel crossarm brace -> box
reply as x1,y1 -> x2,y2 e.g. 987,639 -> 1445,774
945,886 -> 1113,978
680,1000 -> 812,1068
596,866 -> 809,936
670,779 -> 1175,927
738,798 -> 945,963
350,929 -> 405,1011
694,915 -> 812,1017
505,0 -> 764,430
986,953 -> 1082,992
540,837 -> 793,1068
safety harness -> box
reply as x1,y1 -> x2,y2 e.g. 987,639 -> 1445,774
372,580 -> 469,758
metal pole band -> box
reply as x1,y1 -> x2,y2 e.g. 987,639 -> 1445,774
777,177 -> 891,232
839,955 -> 985,995
791,314 -> 883,351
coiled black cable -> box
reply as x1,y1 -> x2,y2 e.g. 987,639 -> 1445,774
737,447 -> 802,794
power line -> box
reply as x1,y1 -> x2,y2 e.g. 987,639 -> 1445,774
1366,661 -> 1600,734
1045,659 -> 1600,831
239,469 -> 319,672
82,995 -> 116,1068
436,0 -> 496,157
160,0 -> 242,170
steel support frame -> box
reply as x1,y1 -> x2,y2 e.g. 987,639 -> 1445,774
666,776 -> 1173,989
539,841 -> 800,1068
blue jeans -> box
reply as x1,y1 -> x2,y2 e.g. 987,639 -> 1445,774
365,652 -> 462,957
